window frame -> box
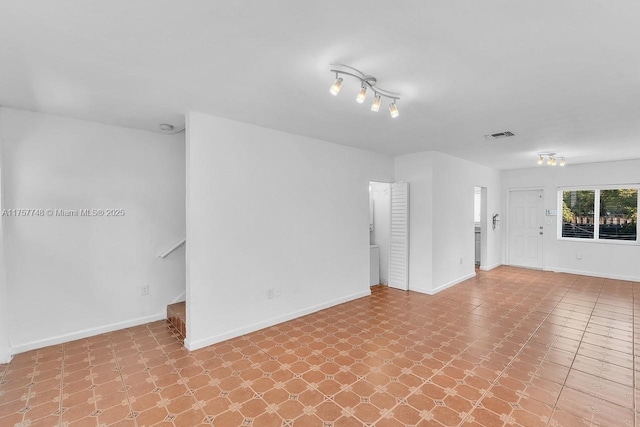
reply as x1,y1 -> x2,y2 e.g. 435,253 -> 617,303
557,185 -> 640,245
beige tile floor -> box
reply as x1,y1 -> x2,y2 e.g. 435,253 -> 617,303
1,266 -> 639,426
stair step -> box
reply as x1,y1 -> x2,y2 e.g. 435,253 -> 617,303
167,302 -> 186,339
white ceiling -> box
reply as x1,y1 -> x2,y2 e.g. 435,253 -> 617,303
1,0 -> 640,170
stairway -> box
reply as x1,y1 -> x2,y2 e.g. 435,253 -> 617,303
167,302 -> 186,339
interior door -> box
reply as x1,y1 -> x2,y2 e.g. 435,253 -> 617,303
388,182 -> 409,290
508,189 -> 544,269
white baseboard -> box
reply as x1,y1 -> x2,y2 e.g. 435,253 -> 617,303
428,272 -> 477,295
407,285 -> 432,296
546,266 -> 640,282
0,349 -> 11,364
185,289 -> 371,351
10,312 -> 167,356
407,272 -> 477,296
479,263 -> 502,271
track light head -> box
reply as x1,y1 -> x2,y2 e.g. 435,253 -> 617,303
560,157 -> 566,166
356,86 -> 367,104
537,155 -> 544,165
371,95 -> 382,112
389,102 -> 399,118
329,77 -> 343,96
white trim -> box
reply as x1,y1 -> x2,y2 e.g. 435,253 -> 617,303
546,266 -> 639,283
171,291 -> 186,304
0,350 -> 11,364
410,272 -> 477,296
427,272 -> 477,295
184,289 -> 371,351
10,312 -> 166,355
407,286 -> 432,295
479,263 -> 502,271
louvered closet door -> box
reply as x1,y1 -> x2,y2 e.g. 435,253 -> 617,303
388,182 -> 409,290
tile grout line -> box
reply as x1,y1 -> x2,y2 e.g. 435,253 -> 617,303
3,271 -> 637,427
109,332 -> 139,427
358,276 -> 548,426
633,282 -> 636,427
261,278 -> 636,425
457,275 -> 575,427
452,274 -> 578,427
58,345 -> 65,426
339,295 -> 490,426
155,274 -> 577,427
19,351 -> 39,426
244,297 -> 435,426
146,322 -> 210,424
347,275 -> 553,427
544,278 -> 603,426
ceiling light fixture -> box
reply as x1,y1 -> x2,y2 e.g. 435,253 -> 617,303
356,85 -> 367,103
389,102 -> 399,118
371,95 -> 382,112
537,153 -> 567,167
329,63 -> 401,118
329,76 -> 343,96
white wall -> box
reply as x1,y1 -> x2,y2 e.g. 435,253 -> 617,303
370,182 -> 391,284
0,117 -> 10,362
186,112 -> 394,350
395,151 -> 502,294
0,107 -> 186,355
503,159 -> 640,281
394,152 -> 435,293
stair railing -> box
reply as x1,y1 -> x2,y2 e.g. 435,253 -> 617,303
158,237 -> 186,259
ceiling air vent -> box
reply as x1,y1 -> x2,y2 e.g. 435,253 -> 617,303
484,131 -> 516,140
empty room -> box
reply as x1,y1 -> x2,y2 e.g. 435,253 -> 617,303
1,1 -> 639,427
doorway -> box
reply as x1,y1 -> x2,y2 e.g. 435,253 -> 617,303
369,182 -> 409,290
473,187 -> 484,267
508,189 -> 544,269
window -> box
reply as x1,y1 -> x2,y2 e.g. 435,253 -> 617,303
562,190 -> 595,239
600,189 -> 638,240
560,187 -> 638,242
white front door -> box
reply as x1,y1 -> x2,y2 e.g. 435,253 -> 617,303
508,189 -> 544,269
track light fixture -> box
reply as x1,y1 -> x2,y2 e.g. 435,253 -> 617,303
537,153 -> 566,167
329,63 -> 401,118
